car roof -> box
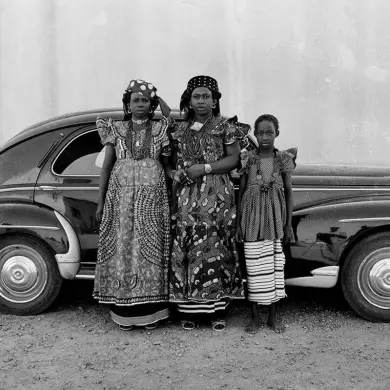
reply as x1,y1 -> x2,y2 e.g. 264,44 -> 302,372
0,108 -> 184,153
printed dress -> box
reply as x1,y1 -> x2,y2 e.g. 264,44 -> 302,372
170,116 -> 249,315
93,116 -> 172,326
239,148 -> 297,305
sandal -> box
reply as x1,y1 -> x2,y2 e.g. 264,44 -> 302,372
119,325 -> 133,331
144,322 -> 158,331
212,319 -> 227,332
181,320 -> 196,331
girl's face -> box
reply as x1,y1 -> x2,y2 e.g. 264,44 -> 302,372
190,87 -> 214,118
129,93 -> 151,119
254,120 -> 277,150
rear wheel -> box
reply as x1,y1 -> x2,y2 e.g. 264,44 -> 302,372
0,235 -> 62,315
341,232 -> 390,322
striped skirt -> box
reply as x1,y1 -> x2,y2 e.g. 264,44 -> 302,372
244,239 -> 286,305
177,299 -> 230,315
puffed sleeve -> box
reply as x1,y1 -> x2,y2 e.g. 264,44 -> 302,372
160,129 -> 171,157
222,116 -> 251,149
152,116 -> 174,156
96,117 -> 116,146
280,147 -> 298,173
237,150 -> 255,175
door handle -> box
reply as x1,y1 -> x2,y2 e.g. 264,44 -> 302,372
37,185 -> 58,191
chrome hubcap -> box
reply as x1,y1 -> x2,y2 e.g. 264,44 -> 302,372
358,248 -> 390,309
0,245 -> 47,303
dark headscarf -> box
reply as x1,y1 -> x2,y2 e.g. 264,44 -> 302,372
180,75 -> 222,115
122,79 -> 159,119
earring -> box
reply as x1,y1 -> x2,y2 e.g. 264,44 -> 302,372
212,103 -> 217,109
189,104 -> 193,109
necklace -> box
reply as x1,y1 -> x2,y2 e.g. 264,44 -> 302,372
182,117 -> 212,161
128,122 -> 152,160
132,117 -> 148,125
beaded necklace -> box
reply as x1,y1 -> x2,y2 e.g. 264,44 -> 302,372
128,121 -> 152,160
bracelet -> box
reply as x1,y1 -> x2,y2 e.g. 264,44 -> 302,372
170,170 -> 177,179
204,164 -> 212,174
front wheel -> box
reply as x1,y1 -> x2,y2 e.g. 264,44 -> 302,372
341,232 -> 390,322
0,235 -> 62,315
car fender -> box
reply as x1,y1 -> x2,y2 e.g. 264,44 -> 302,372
287,198 -> 390,287
0,203 -> 81,279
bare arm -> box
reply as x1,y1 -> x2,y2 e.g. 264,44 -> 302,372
157,97 -> 171,118
96,144 -> 116,222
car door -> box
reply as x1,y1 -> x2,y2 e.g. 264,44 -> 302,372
34,124 -> 103,265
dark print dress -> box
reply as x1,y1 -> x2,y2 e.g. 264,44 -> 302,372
93,116 -> 172,326
170,116 -> 249,315
239,148 -> 297,305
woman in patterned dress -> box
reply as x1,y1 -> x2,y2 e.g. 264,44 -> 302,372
93,79 -> 173,331
169,75 -> 250,331
236,114 -> 297,333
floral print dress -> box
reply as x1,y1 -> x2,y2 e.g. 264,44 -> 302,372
93,116 -> 172,326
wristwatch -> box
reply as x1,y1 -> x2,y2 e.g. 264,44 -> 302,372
204,164 -> 212,174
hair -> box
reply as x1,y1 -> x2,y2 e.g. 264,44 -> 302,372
122,91 -> 159,121
254,114 -> 280,136
180,88 -> 221,121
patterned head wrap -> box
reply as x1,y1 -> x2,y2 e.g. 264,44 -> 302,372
125,79 -> 157,100
122,79 -> 159,114
180,75 -> 222,112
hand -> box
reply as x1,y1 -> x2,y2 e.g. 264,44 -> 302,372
185,164 -> 205,181
172,169 -> 187,184
282,224 -> 294,245
235,226 -> 243,243
96,204 -> 104,224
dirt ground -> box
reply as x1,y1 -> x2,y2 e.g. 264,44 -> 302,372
1,281 -> 389,390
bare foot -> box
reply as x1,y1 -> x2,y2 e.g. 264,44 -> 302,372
267,317 -> 286,333
245,319 -> 261,334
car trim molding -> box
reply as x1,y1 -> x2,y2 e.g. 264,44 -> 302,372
0,225 -> 59,230
0,187 -> 35,193
340,217 -> 390,223
38,186 -> 99,191
285,266 -> 339,288
54,211 -> 81,280
293,187 -> 390,192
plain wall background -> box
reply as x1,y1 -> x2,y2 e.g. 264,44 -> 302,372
1,0 -> 390,165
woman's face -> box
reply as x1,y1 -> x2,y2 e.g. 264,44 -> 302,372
190,87 -> 214,118
129,93 -> 151,119
255,120 -> 277,150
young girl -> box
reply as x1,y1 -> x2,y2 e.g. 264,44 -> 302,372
236,114 -> 297,333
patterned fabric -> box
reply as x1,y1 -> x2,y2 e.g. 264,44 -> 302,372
239,148 -> 297,242
185,75 -> 219,94
177,299 -> 229,314
125,79 -> 157,100
93,116 -> 172,310
244,240 -> 286,305
169,116 -> 250,309
110,304 -> 169,327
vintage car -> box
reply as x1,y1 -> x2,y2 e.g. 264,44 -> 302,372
0,109 -> 389,322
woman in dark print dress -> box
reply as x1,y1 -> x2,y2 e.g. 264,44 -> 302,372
93,79 -> 173,331
169,75 -> 250,331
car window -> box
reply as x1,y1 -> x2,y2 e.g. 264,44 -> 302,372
53,129 -> 103,176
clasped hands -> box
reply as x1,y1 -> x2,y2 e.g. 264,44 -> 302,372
172,164 -> 205,184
